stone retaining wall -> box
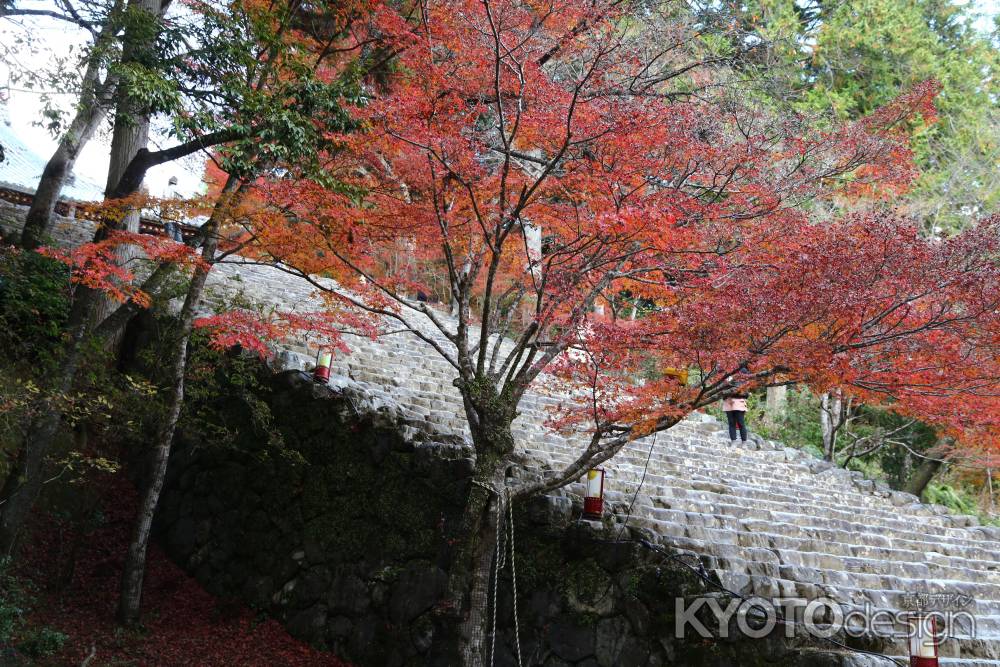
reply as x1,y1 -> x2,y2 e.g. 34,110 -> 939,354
156,369 -> 876,667
6,191 -> 996,666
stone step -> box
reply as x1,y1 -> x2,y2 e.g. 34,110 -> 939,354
663,541 -> 1000,615
619,488 -> 998,558
610,471 -> 940,527
624,479 -> 992,550
629,515 -> 1000,592
578,464 -> 989,544
587,454 -> 988,538
622,510 -> 1000,583
201,260 -> 1000,659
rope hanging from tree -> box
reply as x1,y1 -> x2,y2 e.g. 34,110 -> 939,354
474,481 -> 523,667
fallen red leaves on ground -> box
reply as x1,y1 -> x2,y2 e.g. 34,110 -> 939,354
13,474 -> 350,667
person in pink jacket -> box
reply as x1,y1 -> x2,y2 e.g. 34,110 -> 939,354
722,392 -> 749,445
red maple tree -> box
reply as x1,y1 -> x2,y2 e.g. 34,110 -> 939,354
203,2 -> 1000,663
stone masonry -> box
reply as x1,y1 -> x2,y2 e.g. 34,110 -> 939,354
3,200 -> 1000,665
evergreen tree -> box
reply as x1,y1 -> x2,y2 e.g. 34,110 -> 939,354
732,0 -> 1000,232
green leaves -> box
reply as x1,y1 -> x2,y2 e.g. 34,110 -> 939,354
737,0 -> 1000,232
114,61 -> 182,117
0,248 -> 71,367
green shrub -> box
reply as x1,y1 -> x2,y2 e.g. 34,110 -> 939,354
17,627 -> 68,658
844,455 -> 885,480
0,559 -> 70,658
0,247 -> 71,365
925,482 -> 979,516
758,387 -> 824,453
0,558 -> 26,645
178,330 -> 286,455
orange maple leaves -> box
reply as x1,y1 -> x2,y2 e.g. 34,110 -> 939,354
241,1 -> 983,442
40,230 -> 208,308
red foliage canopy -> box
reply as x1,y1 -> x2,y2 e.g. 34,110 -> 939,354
242,0 -> 995,475
55,0 -> 1000,482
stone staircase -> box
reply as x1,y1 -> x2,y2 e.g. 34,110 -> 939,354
2,201 -> 998,664
194,263 -> 1000,665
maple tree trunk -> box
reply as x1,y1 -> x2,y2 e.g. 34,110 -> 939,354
117,176 -> 235,624
446,394 -> 516,666
438,381 -> 515,667
450,481 -> 500,667
116,272 -> 198,623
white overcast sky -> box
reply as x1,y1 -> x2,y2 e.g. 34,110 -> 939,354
0,3 -> 207,197
1,0 -> 998,200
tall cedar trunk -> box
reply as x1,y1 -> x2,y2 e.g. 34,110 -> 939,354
18,0 -> 124,250
93,140 -> 149,344
0,300 -> 94,555
904,458 -> 943,498
89,0 -> 165,345
117,176 -> 237,624
2,0 -> 172,559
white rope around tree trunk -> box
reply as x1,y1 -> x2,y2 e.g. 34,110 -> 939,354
472,480 -> 523,667
489,488 -> 503,667
506,488 -> 523,666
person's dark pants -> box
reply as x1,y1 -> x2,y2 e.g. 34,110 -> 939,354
726,410 -> 747,441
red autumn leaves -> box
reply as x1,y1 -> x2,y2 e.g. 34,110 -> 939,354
47,0 -> 1000,453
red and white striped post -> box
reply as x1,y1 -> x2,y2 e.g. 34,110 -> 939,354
583,469 -> 605,518
908,613 -> 939,667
